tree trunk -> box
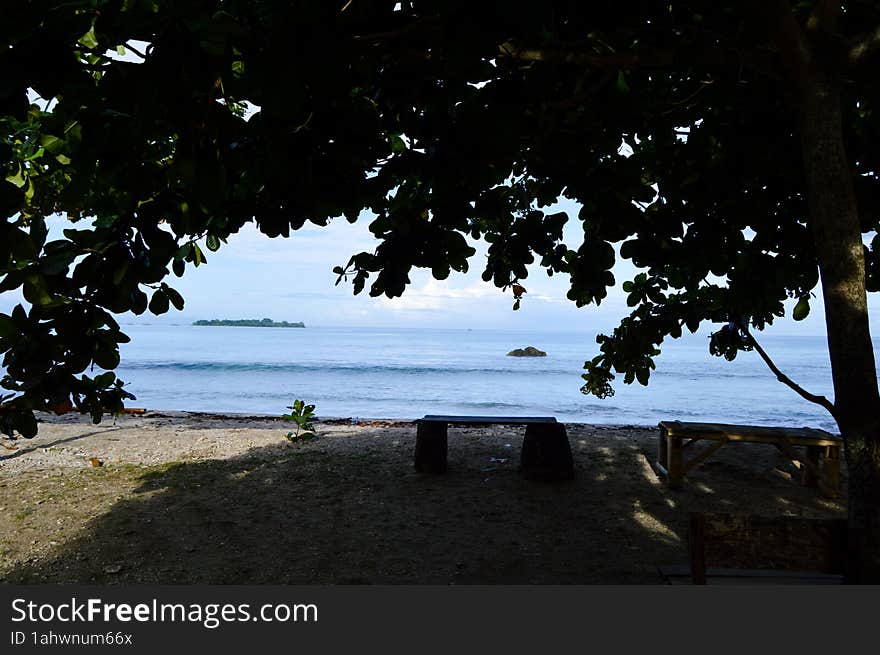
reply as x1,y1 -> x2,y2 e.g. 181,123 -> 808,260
798,71 -> 880,582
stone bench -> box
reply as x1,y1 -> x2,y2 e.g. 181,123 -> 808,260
414,415 -> 574,481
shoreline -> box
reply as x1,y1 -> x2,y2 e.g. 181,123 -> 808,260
23,408 -> 839,434
103,409 -> 661,428
18,410 -> 664,428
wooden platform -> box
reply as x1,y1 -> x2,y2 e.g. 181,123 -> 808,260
657,420 -> 842,497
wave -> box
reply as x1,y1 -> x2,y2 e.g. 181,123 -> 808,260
654,367 -> 832,381
121,359 -> 833,380
118,360 -> 577,376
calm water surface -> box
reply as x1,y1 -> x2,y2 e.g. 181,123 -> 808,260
112,324 -> 863,432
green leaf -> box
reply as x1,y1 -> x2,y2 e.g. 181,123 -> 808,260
94,346 -> 120,370
165,287 -> 185,310
205,234 -> 220,251
130,289 -> 148,314
30,220 -> 47,249
78,26 -> 99,49
0,313 -> 16,338
112,261 -> 130,286
390,135 -> 406,153
95,371 -> 117,387
616,71 -> 630,93
23,177 -> 35,202
0,180 -> 24,215
149,289 -> 169,315
40,134 -> 65,154
193,243 -> 204,266
793,296 -> 810,321
23,275 -> 52,305
6,165 -> 26,188
175,243 -> 193,260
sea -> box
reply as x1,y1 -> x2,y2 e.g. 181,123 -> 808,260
112,324 -> 852,432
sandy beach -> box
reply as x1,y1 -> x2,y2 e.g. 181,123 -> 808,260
0,411 -> 845,584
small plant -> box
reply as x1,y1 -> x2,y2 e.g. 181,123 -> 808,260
282,399 -> 317,442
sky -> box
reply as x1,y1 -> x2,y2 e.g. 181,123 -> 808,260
1,197 -> 863,337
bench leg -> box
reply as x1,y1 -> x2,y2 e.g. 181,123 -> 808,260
657,429 -> 669,476
414,422 -> 448,473
667,436 -> 684,488
520,423 -> 574,481
825,446 -> 841,494
804,445 -> 821,488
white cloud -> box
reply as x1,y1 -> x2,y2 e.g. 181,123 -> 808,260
218,218 -> 379,267
379,278 -> 506,312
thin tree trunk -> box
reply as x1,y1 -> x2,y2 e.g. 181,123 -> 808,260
799,72 -> 880,582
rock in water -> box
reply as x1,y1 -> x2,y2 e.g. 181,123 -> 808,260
507,346 -> 547,357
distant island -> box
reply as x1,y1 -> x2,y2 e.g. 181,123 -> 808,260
507,346 -> 547,357
193,318 -> 305,328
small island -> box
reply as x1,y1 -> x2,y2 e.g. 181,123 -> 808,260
193,318 -> 305,328
507,346 -> 547,357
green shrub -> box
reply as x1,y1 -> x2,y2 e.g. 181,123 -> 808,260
282,400 -> 317,442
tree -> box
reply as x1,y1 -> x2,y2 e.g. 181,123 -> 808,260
2,1 -> 880,579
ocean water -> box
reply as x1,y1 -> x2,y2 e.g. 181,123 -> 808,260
112,324 -> 854,432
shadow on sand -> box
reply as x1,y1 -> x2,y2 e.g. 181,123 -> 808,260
5,426 -> 846,584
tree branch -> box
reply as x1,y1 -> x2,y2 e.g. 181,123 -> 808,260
123,41 -> 148,59
497,42 -> 674,69
352,16 -> 442,44
757,0 -> 813,93
743,327 -> 837,418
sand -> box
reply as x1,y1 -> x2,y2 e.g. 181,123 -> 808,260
0,411 -> 845,584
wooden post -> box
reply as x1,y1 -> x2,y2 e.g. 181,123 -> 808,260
668,435 -> 684,488
414,421 -> 448,473
804,445 -> 821,488
657,426 -> 669,474
689,513 -> 707,585
825,445 -> 841,493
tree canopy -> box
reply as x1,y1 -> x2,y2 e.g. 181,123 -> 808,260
4,2 -> 880,577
